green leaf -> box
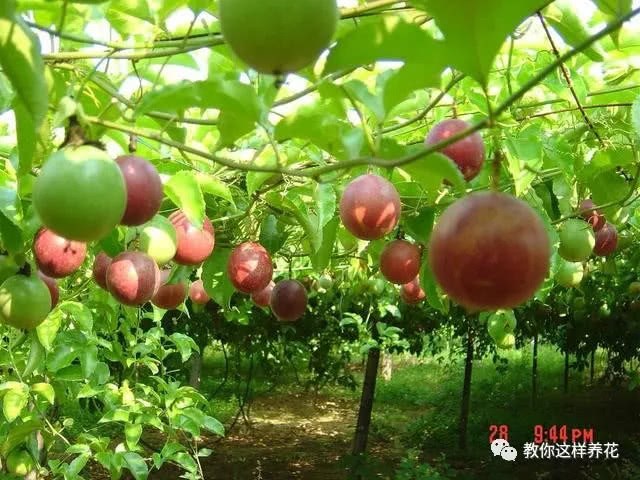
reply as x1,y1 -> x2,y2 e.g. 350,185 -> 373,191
122,452 -> 149,480
31,382 -> 54,404
0,418 -> 41,457
588,169 -> 628,218
196,173 -> 235,207
314,183 -> 336,230
202,248 -> 235,308
203,415 -> 225,436
343,80 -> 385,122
59,301 -> 93,332
13,98 -> 36,176
46,342 -> 78,372
310,217 -> 339,271
324,17 -> 445,75
3,384 -> 27,422
169,333 -> 198,362
404,207 -> 434,244
505,124 -> 544,196
400,152 -> 466,194
106,0 -> 154,36
165,171 -> 206,228
259,215 -> 288,255
544,1 -> 605,62
0,211 -> 23,255
125,424 -> 143,450
246,147 -> 279,196
0,4 -> 48,167
36,308 -> 63,351
424,0 -> 550,84
22,333 -> 45,378
382,63 -> 445,114
136,78 -> 260,119
66,453 -> 90,477
80,344 -> 99,377
419,258 -> 445,312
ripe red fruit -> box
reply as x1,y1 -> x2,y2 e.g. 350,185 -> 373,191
152,270 -> 187,310
270,280 -> 308,322
578,199 -> 605,231
116,155 -> 163,226
33,228 -> 87,278
106,251 -> 160,306
251,281 -> 275,307
169,211 -> 215,265
594,223 -> 618,256
401,276 -> 426,304
425,119 -> 485,181
339,174 -> 401,240
37,271 -> 59,308
189,279 -> 210,305
380,240 -> 421,285
92,252 -> 112,290
227,242 -> 273,294
428,192 -> 550,311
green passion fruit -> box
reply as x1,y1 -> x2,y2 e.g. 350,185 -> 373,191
6,449 -> 36,476
555,260 -> 584,288
487,310 -> 517,342
219,0 -> 339,74
33,146 -> 126,242
0,274 -> 51,330
558,219 -> 594,262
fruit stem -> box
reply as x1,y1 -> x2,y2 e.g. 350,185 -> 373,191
17,263 -> 31,277
60,115 -> 105,150
490,143 -> 504,192
128,135 -> 138,153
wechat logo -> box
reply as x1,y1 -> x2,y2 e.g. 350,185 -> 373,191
491,439 -> 518,461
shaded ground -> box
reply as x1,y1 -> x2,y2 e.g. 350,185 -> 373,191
149,392 -> 403,480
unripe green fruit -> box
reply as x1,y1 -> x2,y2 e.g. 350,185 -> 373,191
629,281 -> 640,295
555,260 -> 584,288
6,449 -> 35,476
487,310 -> 517,342
139,216 -> 178,266
0,274 -> 51,330
219,0 -> 339,74
496,333 -> 516,350
33,146 -> 126,242
558,219 -> 594,262
318,274 -> 333,290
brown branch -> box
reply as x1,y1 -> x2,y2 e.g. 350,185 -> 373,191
381,74 -> 465,134
538,12 -> 604,146
520,102 -> 632,120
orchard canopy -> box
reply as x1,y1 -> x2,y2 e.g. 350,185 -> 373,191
1,0 -> 640,478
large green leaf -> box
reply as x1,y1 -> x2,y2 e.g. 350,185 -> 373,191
202,248 -> 235,308
165,171 -> 206,228
0,3 -> 47,174
419,258 -> 445,312
404,207 -> 434,244
544,1 -> 605,62
136,79 -> 259,118
400,152 -> 466,196
310,217 -> 339,270
122,452 -> 149,480
2,383 -> 27,422
324,17 -> 445,75
259,215 -> 288,255
424,0 -> 550,84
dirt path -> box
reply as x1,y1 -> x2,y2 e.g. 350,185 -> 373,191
146,392 -> 402,480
